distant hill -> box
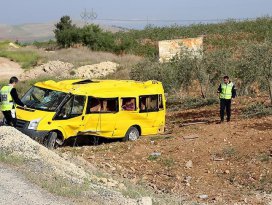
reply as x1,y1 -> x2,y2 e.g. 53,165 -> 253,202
0,21 -> 128,42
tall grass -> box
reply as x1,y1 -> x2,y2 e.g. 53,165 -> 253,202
0,50 -> 40,69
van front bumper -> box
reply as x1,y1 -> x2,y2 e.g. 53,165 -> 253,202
15,119 -> 49,144
18,128 -> 49,144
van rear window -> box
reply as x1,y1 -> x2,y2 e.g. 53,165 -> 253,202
86,97 -> 118,113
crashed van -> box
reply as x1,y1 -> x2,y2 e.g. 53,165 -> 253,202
15,79 -> 166,148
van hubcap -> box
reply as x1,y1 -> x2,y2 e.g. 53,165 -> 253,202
128,130 -> 138,141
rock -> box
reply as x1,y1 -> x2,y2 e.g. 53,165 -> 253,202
137,197 -> 152,205
107,181 -> 117,187
185,160 -> 193,168
225,170 -> 230,174
150,152 -> 161,157
184,176 -> 192,183
199,194 -> 209,199
118,183 -> 126,190
212,157 -> 225,161
98,177 -> 108,184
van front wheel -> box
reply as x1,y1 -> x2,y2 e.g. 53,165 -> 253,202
123,127 -> 140,142
44,131 -> 59,149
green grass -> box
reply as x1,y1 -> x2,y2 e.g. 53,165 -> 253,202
147,155 -> 160,161
0,41 -> 10,49
0,50 -> 40,69
160,158 -> 175,168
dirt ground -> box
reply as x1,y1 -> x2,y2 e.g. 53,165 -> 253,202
0,57 -> 23,80
0,164 -> 73,205
61,100 -> 272,204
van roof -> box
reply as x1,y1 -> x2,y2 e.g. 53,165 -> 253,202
34,79 -> 164,97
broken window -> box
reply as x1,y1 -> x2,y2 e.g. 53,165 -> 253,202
55,95 -> 86,120
121,98 -> 136,111
86,97 -> 119,113
159,94 -> 164,109
139,95 -> 159,112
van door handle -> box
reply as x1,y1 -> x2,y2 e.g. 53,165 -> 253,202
82,116 -> 85,120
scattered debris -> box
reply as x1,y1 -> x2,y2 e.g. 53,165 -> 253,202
137,197 -> 152,205
225,170 -> 230,174
180,121 -> 208,127
185,160 -> 193,168
183,134 -> 199,140
150,152 -> 161,157
198,194 -> 209,199
212,157 -> 225,161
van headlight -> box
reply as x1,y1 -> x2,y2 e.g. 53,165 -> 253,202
28,119 -> 41,130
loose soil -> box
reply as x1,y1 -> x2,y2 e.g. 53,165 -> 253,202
0,57 -> 23,80
61,101 -> 272,204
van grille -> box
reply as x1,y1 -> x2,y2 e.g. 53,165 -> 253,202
16,119 -> 28,129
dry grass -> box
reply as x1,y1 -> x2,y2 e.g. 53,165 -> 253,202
24,46 -> 142,68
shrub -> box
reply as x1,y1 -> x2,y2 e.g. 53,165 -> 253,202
242,103 -> 272,118
167,97 -> 218,110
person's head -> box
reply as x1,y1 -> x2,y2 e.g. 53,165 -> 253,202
223,76 -> 230,84
9,76 -> 19,87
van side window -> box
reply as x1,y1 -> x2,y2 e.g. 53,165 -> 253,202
139,95 -> 159,112
55,95 -> 85,120
87,97 -> 118,113
159,94 -> 164,109
121,98 -> 136,111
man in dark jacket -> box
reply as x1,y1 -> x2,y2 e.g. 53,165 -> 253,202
0,77 -> 25,126
217,76 -> 236,123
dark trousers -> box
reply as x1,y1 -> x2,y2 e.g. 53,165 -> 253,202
220,99 -> 231,121
2,111 -> 16,126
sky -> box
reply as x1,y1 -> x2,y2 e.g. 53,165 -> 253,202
1,0 -> 272,28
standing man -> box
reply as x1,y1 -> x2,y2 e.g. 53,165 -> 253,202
217,76 -> 236,123
0,76 -> 25,126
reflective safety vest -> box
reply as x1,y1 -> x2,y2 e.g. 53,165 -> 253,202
220,82 -> 234,99
0,85 -> 14,111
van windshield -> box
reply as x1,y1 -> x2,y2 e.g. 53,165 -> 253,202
21,86 -> 67,111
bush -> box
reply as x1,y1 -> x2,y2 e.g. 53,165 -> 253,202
54,16 -> 272,57
242,103 -> 272,118
33,40 -> 58,50
167,97 -> 218,110
130,48 -> 233,96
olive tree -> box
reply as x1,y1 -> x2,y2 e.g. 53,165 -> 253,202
238,42 -> 272,104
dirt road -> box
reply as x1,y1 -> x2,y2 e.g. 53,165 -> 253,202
0,164 -> 73,205
0,57 -> 23,80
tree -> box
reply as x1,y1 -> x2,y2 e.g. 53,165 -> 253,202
54,16 -> 79,47
238,42 -> 272,104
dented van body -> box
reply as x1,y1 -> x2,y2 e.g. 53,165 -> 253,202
15,79 -> 166,148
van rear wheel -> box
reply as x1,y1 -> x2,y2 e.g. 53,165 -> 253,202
44,131 -> 60,149
122,127 -> 140,142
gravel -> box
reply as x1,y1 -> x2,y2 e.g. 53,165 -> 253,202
0,126 -> 147,205
75,61 -> 119,78
21,60 -> 74,80
0,126 -> 87,184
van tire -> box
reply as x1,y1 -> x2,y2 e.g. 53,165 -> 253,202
44,131 -> 58,149
122,127 -> 140,142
